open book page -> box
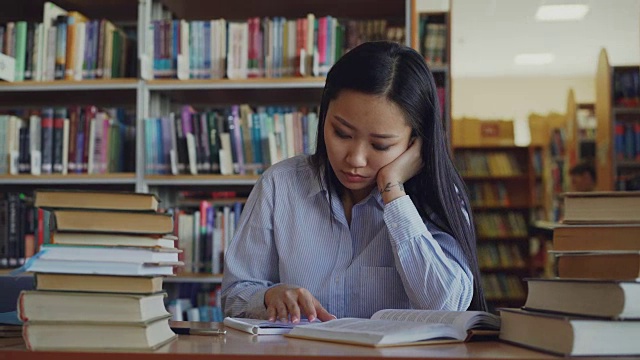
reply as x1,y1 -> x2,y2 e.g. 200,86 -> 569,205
286,318 -> 466,347
223,317 -> 316,335
370,309 -> 500,333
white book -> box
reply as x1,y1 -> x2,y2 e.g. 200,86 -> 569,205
224,317 -> 317,335
39,244 -> 180,263
40,2 -> 67,81
287,309 -> 500,347
25,258 -> 177,276
29,115 -> 42,175
185,132 -> 198,175
61,118 -> 69,174
219,132 -> 233,175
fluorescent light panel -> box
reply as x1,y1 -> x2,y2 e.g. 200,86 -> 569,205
535,4 -> 589,21
514,53 -> 555,65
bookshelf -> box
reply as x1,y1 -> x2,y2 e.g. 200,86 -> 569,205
566,88 -> 597,168
454,145 -> 545,310
595,48 -> 640,191
411,5 -> 451,139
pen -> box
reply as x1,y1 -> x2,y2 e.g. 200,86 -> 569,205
171,327 -> 227,336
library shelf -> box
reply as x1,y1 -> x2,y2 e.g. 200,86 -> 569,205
146,77 -> 326,90
144,175 -> 259,187
0,173 -> 137,185
0,79 -> 139,92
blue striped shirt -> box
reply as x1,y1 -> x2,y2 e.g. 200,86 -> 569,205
222,155 -> 473,319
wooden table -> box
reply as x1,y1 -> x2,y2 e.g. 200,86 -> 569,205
0,321 -> 566,360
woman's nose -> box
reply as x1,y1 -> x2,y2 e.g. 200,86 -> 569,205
346,144 -> 367,168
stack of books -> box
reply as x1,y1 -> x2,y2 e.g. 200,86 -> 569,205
499,191 -> 640,356
19,190 -> 182,351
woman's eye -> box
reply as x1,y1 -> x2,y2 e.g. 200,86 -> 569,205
372,144 -> 391,151
335,129 -> 350,139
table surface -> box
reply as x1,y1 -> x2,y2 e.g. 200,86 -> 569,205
0,321 -> 604,360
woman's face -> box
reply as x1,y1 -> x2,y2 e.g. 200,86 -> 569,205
324,90 -> 413,202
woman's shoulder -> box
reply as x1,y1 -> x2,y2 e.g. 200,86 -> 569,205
260,155 -> 316,182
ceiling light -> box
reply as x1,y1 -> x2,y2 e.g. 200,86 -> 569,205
535,4 -> 589,21
514,53 -> 555,65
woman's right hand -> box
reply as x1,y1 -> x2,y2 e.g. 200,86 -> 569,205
264,284 -> 336,323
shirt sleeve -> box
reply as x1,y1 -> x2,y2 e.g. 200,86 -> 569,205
221,174 -> 280,319
383,195 -> 473,311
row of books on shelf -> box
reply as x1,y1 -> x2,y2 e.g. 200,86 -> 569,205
614,121 -> 640,161
0,2 -> 135,82
477,243 -> 526,269
613,67 -> 640,107
145,105 -> 318,175
475,212 -> 528,238
617,170 -> 640,191
481,273 -> 525,302
168,284 -> 223,322
468,182 -> 510,207
454,152 -> 523,177
151,16 -> 403,80
171,200 -> 243,275
499,191 -> 640,356
417,15 -> 447,67
19,190 -> 183,350
0,107 -> 136,176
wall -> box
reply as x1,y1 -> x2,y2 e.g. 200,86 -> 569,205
452,76 -> 594,146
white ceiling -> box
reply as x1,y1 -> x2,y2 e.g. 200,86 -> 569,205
449,0 -> 640,77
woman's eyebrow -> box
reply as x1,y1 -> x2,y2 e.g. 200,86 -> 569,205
333,115 -> 398,139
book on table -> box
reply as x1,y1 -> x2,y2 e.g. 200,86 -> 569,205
552,223 -> 640,251
50,232 -> 177,248
499,308 -> 640,356
34,273 -> 164,294
224,317 -> 319,335
22,316 -> 176,351
561,191 -> 640,224
522,278 -> 640,319
282,309 -> 500,347
38,244 -> 181,263
18,291 -> 170,323
25,258 -> 179,276
34,190 -> 160,212
552,250 -> 640,280
50,209 -> 174,234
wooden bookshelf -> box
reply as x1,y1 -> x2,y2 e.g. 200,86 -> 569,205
595,48 -> 640,190
454,145 -> 545,311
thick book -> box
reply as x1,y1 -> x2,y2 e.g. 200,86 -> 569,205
553,224 -> 640,251
499,308 -> 640,356
285,309 -> 500,347
35,273 -> 163,294
34,190 -> 160,212
523,278 -> 640,319
50,232 -> 177,248
39,244 -> 180,263
562,191 -> 640,224
50,209 -> 173,234
22,316 -> 176,351
25,258 -> 178,276
224,317 -> 318,335
18,291 -> 170,323
553,251 -> 640,280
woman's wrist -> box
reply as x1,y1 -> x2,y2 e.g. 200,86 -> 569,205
378,180 -> 406,204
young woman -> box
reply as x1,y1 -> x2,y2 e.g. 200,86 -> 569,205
221,41 -> 486,323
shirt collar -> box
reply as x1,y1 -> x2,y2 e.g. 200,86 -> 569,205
305,163 -> 384,209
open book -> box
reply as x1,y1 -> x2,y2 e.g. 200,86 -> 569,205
286,309 -> 500,347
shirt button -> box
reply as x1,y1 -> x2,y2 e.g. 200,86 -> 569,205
391,223 -> 398,228
335,277 -> 339,283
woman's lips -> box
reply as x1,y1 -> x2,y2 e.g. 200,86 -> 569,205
342,171 -> 369,183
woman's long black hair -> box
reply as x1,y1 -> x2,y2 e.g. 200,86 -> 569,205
310,41 -> 487,311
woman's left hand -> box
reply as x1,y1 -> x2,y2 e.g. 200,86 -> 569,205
377,138 -> 424,202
